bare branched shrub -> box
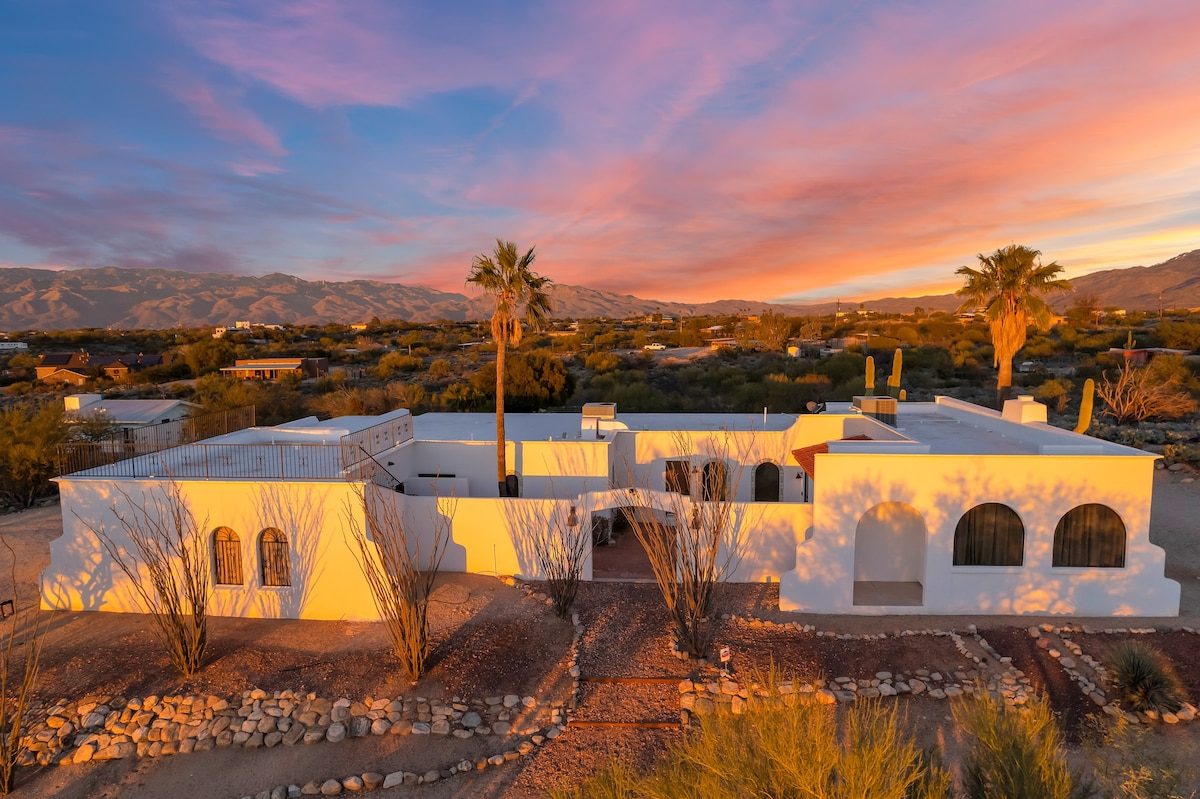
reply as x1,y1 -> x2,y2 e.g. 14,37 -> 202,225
0,532 -> 47,794
1097,361 -> 1198,424
344,482 -> 453,681
952,691 -> 1082,799
79,480 -> 210,677
508,491 -> 590,618
617,433 -> 754,658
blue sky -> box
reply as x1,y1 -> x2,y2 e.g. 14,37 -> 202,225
2,0 -> 1199,303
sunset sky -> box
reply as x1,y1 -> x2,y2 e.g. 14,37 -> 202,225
2,1 -> 1199,304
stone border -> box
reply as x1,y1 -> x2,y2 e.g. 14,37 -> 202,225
1028,624 -> 1199,725
235,580 -> 587,797
675,617 -> 1038,721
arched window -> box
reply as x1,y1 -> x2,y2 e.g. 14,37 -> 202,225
953,504 -> 1024,566
213,527 -> 242,585
505,472 -> 522,497
753,462 -> 781,502
259,528 -> 291,586
1053,504 -> 1126,568
702,461 -> 728,502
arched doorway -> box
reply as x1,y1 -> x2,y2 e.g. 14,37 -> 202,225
590,505 -> 673,582
852,502 -> 925,606
753,462 -> 781,502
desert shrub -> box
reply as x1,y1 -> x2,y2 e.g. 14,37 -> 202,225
551,692 -> 950,799
953,691 -> 1080,799
1035,378 -> 1074,413
584,351 -> 621,373
1162,443 -> 1200,464
1106,640 -> 1185,714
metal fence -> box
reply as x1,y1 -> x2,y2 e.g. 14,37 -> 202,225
58,406 -> 257,476
64,441 -> 350,480
339,413 -> 412,459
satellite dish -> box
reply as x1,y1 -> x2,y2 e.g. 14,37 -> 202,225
806,400 -> 826,414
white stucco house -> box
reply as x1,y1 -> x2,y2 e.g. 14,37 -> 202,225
42,394 -> 1179,620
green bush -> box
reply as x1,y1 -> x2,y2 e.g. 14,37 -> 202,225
1106,640 -> 1185,714
551,690 -> 950,799
953,691 -> 1081,799
1162,443 -> 1200,464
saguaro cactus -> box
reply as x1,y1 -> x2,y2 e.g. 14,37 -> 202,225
865,356 -> 875,395
887,349 -> 903,399
1074,378 -> 1095,434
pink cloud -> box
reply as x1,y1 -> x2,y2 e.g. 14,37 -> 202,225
164,71 -> 286,158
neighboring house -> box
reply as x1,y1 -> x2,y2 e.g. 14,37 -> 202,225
36,352 -> 170,383
1107,347 -> 1192,366
64,394 -> 200,429
0,341 -> 29,351
35,353 -> 90,383
220,358 -> 329,381
42,395 -> 1178,621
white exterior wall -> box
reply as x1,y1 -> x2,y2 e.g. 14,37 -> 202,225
44,478 -> 382,621
780,451 -> 1178,616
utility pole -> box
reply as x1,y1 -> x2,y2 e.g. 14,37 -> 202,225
1159,292 -> 1163,320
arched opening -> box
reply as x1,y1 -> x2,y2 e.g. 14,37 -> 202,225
701,461 -> 728,502
853,502 -> 925,606
753,462 -> 781,502
505,472 -> 521,498
259,527 -> 291,586
213,527 -> 242,585
591,505 -> 673,582
953,503 -> 1024,566
1053,504 -> 1126,568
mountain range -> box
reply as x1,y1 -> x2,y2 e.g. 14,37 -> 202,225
0,249 -> 1197,331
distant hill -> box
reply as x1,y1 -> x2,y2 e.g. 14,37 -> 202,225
0,249 -> 1196,330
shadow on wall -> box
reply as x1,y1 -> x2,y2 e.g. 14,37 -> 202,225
794,462 -> 1176,615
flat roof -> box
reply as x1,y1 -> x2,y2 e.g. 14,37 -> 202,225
885,400 -> 1150,457
411,411 -> 797,442
64,399 -> 195,425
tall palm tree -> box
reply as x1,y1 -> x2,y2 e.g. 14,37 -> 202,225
467,239 -> 553,497
956,244 -> 1070,406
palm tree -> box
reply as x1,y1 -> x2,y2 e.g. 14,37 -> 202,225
467,239 -> 553,497
956,244 -> 1070,406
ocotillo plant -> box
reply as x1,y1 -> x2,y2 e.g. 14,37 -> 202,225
887,349 -> 903,399
1074,378 -> 1095,434
865,356 -> 875,395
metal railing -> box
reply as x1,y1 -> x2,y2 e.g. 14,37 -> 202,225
339,413 -> 412,459
64,441 -> 350,480
58,406 -> 257,476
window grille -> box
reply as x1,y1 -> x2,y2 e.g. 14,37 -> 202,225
213,527 -> 242,585
259,527 -> 291,586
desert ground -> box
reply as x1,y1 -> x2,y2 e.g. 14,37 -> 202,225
0,466 -> 1196,798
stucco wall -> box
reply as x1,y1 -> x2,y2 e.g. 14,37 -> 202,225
780,452 -> 1178,615
43,478 -> 383,621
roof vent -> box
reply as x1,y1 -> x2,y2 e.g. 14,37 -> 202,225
852,396 -> 897,426
582,402 -> 616,420
1002,395 -> 1047,425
